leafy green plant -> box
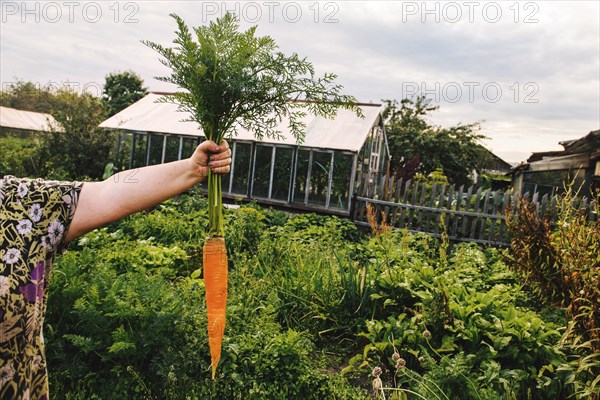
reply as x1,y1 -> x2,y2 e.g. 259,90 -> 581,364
383,96 -> 488,186
256,236 -> 356,336
37,89 -> 113,180
251,211 -> 372,340
1,79 -> 115,179
346,240 -> 569,399
506,187 -> 600,399
0,134 -> 38,177
102,70 -> 148,117
225,206 -> 266,263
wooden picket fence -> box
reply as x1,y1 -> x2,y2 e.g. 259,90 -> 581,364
351,176 -> 597,247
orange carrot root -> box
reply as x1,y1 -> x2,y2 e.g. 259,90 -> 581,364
203,236 -> 228,380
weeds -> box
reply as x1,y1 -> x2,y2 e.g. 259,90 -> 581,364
506,185 -> 599,399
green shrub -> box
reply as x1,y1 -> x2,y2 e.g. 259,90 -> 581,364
226,206 -> 266,262
506,189 -> 600,399
0,135 -> 38,177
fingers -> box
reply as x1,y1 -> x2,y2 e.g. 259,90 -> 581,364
210,165 -> 231,174
209,156 -> 231,173
199,140 -> 231,174
199,139 -> 230,154
209,147 -> 231,162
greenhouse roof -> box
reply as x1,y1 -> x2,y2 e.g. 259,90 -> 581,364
0,106 -> 62,132
99,93 -> 384,152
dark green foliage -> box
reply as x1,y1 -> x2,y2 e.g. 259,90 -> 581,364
102,71 -> 148,117
35,89 -> 113,180
46,242 -> 198,398
269,212 -> 364,244
226,206 -> 266,262
345,235 -> 572,400
384,96 -> 490,186
0,80 -> 58,113
0,135 -> 38,177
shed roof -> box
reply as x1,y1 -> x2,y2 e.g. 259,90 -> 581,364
0,106 -> 62,132
99,93 -> 384,152
510,128 -> 600,174
560,129 -> 600,153
525,129 -> 600,163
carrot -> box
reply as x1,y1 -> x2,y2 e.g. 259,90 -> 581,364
203,235 -> 228,380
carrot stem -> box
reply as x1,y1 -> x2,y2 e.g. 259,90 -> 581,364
207,170 -> 224,237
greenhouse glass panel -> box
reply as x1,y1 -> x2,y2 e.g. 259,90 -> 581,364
308,151 -> 331,207
132,133 -> 147,168
164,136 -> 180,162
232,142 -> 251,195
218,138 -> 233,193
331,152 -> 354,210
378,130 -> 387,173
116,132 -> 133,171
294,149 -> 310,203
252,145 -> 273,198
358,138 -> 370,173
272,147 -> 293,202
148,134 -> 164,165
221,174 -> 230,193
181,137 -> 198,159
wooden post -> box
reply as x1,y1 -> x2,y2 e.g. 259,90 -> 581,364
451,185 -> 464,239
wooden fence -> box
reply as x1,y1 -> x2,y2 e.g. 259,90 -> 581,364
351,176 -> 597,247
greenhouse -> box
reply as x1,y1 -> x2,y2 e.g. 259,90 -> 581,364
0,105 -> 62,135
99,93 -> 388,215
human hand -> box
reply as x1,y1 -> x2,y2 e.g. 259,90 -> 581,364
190,140 -> 232,180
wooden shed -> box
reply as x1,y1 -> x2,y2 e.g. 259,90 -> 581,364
99,93 -> 388,215
510,129 -> 600,197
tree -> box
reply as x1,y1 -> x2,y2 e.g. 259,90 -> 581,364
36,88 -> 113,179
0,80 -> 113,180
384,96 -> 490,186
102,71 -> 148,117
143,12 -> 360,378
0,80 -> 62,113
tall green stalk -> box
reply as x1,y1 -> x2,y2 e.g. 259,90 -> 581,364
207,170 -> 224,237
204,121 -> 225,237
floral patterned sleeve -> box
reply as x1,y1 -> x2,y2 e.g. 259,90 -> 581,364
0,175 -> 83,400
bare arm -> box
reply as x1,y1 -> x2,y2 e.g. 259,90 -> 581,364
64,140 -> 231,242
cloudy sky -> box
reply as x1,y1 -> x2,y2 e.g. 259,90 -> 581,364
1,0 -> 599,162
